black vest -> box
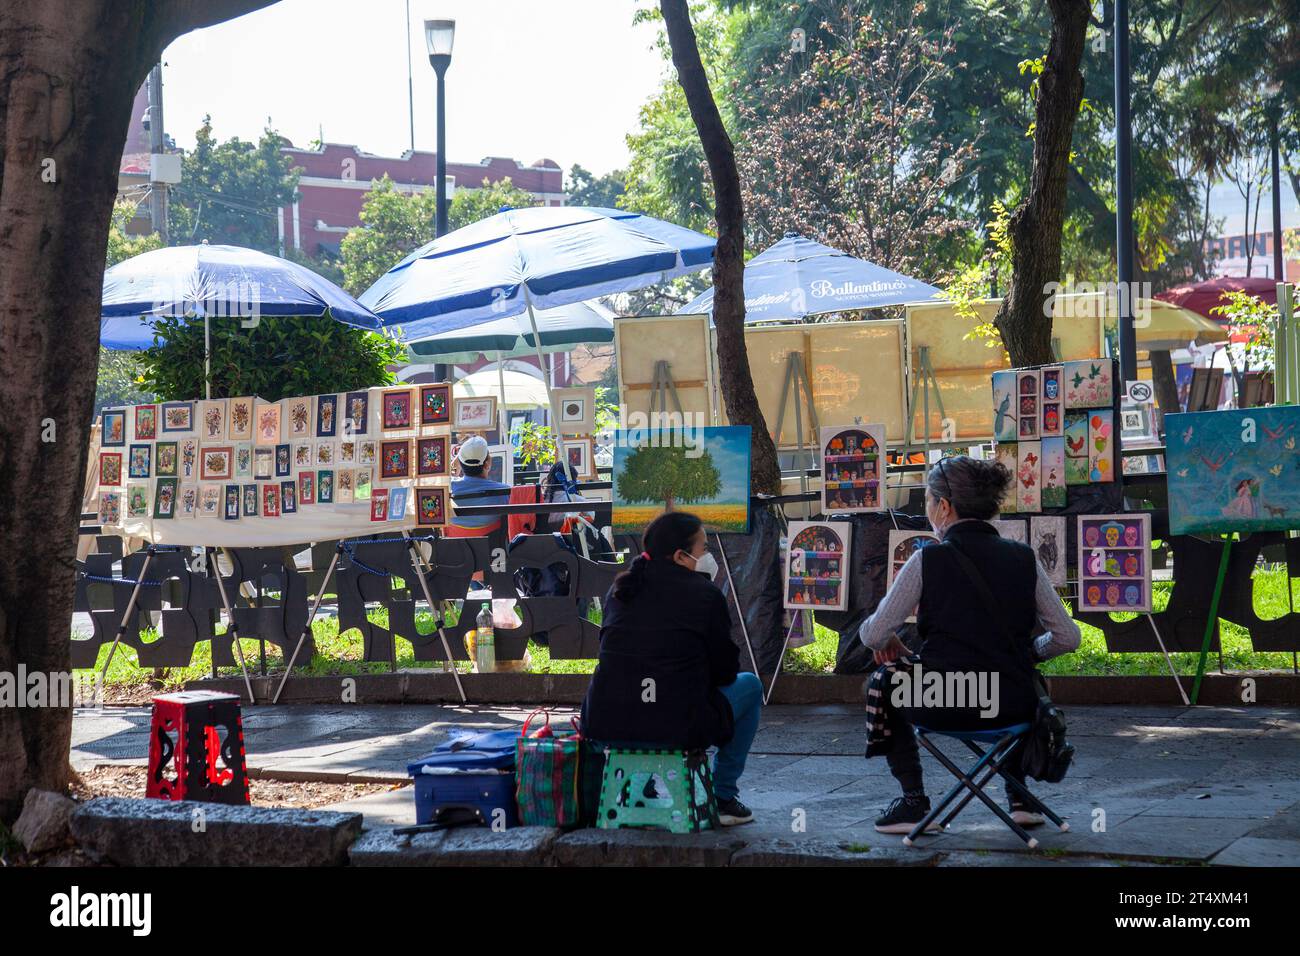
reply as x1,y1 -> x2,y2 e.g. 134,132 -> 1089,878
915,521 -> 1040,724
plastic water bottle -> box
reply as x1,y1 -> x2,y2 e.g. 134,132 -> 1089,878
475,603 -> 496,673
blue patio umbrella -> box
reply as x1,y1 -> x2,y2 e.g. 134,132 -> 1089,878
360,204 -> 714,416
101,243 -> 384,397
676,232 -> 941,322
404,300 -> 614,363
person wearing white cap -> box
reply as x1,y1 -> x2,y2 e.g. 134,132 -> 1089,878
449,435 -> 512,532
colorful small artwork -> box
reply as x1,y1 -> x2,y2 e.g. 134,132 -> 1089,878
379,439 -> 411,479
254,447 -> 274,480
419,384 -> 451,426
336,468 -> 355,503
178,485 -> 198,518
127,483 -> 149,518
1016,370 -> 1040,440
98,491 -> 121,526
233,443 -> 252,478
199,484 -> 222,517
1016,440 -> 1041,513
416,486 -> 446,526
785,521 -> 853,611
354,466 -> 373,501
819,423 -> 885,514
181,439 -> 198,480
298,471 -> 315,505
227,397 -> 254,441
1087,411 -> 1114,483
262,484 -> 281,518
200,445 -> 233,481
134,405 -> 158,441
242,484 -> 259,517
316,394 -> 338,437
1064,359 -> 1113,408
559,437 -> 594,481
1040,437 -> 1067,509
284,396 -> 313,438
223,484 -> 241,520
416,436 -> 448,477
1040,368 -> 1063,439
553,387 -> 595,436
155,442 -> 178,477
453,396 -> 496,431
294,441 -> 312,469
101,410 -> 126,447
153,478 -> 178,519
1166,406 -> 1300,535
315,441 -> 334,466
1077,513 -> 1150,612
128,443 -> 152,479
370,488 -> 389,521
345,391 -> 369,436
1030,515 -> 1066,588
317,470 -> 334,504
255,401 -> 281,445
280,480 -> 297,514
339,440 -> 356,464
99,452 -> 123,487
388,486 -> 409,521
198,400 -> 226,440
612,426 -> 752,534
161,402 -> 194,434
381,388 -> 414,431
991,371 -> 1017,442
359,441 -> 376,466
275,443 -> 291,478
994,443 -> 1018,514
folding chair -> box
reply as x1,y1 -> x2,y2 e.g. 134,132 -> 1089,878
902,723 -> 1069,850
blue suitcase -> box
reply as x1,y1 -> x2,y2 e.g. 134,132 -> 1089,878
407,728 -> 520,828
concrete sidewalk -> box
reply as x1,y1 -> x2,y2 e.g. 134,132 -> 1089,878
71,703 -> 1300,866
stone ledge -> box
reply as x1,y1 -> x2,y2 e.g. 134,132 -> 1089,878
730,838 -> 941,867
70,797 -> 362,867
350,826 -> 559,866
552,827 -> 748,866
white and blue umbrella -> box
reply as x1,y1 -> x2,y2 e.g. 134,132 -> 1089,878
404,300 -> 614,364
677,232 -> 940,322
101,243 -> 383,397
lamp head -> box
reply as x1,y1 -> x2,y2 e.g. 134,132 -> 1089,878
424,18 -> 455,72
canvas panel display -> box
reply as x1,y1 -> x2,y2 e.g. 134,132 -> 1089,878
991,370 -> 1017,442
1030,515 -> 1067,588
612,426 -> 751,534
990,518 -> 1027,544
820,423 -> 886,514
1166,406 -> 1300,535
1015,441 -> 1041,512
1040,437 -> 1067,508
227,397 -> 254,441
1064,359 -> 1113,408
994,442 -> 1017,514
198,400 -> 227,440
416,486 -> 447,526
1077,513 -> 1151,612
1016,369 -> 1040,440
784,521 -> 852,611
453,395 -> 497,431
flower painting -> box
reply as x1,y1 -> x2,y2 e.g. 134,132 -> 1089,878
380,439 -> 411,479
316,394 -> 338,437
228,397 -> 254,440
134,404 -> 158,440
256,401 -> 281,444
200,446 -> 233,481
161,402 -> 193,433
381,388 -> 413,430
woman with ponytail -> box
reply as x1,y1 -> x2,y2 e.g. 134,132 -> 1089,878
858,456 -> 1081,836
581,511 -> 762,826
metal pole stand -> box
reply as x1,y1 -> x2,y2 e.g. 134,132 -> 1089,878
403,530 -> 467,704
209,548 -> 257,704
1144,613 -> 1189,706
99,545 -> 158,686
273,542 -> 343,704
715,533 -> 761,680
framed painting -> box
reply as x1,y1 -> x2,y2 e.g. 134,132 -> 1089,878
128,443 -> 152,480
354,466 -> 373,501
161,401 -> 194,434
785,521 -> 853,611
388,486 -> 409,521
178,485 -> 199,518
223,484 -> 241,521
315,441 -> 335,467
227,396 -> 254,441
241,483 -> 259,517
416,436 -> 449,477
233,443 -> 253,478
293,441 -> 312,470
416,486 -> 447,527
180,439 -> 199,480
316,394 -> 339,437
199,484 -> 222,517
370,488 -> 390,521
379,439 -> 411,479
317,469 -> 334,504
134,404 -> 158,441
487,445 -> 513,486
254,447 -> 274,480
358,440 -> 376,465
101,409 -> 127,447
99,452 -> 123,487
155,441 -> 179,478
559,436 -> 595,480
283,395 -> 314,439
280,480 -> 297,514
339,439 -> 356,464
200,445 -> 234,481
819,423 -> 885,514
553,387 -> 596,436
98,491 -> 122,526
262,484 -> 281,518
153,477 -> 178,519
198,399 -> 227,440
275,443 -> 292,478
1077,513 -> 1151,612
381,387 -> 414,431
127,483 -> 150,518
298,471 -> 315,505
336,468 -> 355,503
254,400 -> 281,445
344,391 -> 369,436
453,395 -> 496,431
419,383 -> 451,426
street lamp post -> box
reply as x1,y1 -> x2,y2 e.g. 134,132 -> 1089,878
425,18 -> 455,238
1114,0 -> 1137,384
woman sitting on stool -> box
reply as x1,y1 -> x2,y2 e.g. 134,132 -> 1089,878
581,511 -> 762,826
860,456 -> 1081,834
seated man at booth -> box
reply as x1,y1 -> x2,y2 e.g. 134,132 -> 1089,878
447,435 -> 511,537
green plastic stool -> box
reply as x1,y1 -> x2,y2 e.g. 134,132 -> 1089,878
596,748 -> 720,834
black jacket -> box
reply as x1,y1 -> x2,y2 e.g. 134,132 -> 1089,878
581,560 -> 739,749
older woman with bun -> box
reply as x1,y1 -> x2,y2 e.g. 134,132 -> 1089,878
860,456 -> 1080,835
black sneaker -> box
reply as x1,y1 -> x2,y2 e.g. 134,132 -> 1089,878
716,797 -> 754,826
874,795 -> 940,835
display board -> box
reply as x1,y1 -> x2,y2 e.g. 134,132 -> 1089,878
820,423 -> 886,512
716,319 -> 908,445
613,314 -> 714,423
1077,513 -> 1152,612
97,386 -> 454,546
1166,406 -> 1300,535
905,298 -> 1105,441
784,521 -> 851,610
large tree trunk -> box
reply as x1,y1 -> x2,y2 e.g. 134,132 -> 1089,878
994,0 -> 1091,367
659,0 -> 782,497
0,0 -> 276,821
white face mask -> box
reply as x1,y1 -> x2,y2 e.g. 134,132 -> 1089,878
691,551 -> 719,580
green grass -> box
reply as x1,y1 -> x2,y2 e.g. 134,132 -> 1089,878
79,567 -> 1299,687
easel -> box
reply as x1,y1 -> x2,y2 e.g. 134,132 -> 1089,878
905,346 -> 945,473
714,533 -> 761,681
401,531 -> 468,704
649,360 -> 686,425
209,548 -> 257,704
1190,535 -> 1233,706
772,350 -> 820,518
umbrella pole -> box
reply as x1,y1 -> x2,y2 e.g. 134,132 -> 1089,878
522,288 -> 559,430
202,306 -> 212,400
497,349 -> 508,435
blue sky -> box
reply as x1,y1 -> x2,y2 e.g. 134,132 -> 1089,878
159,1 -> 665,175
703,427 -> 750,502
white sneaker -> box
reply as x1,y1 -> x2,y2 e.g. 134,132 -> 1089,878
1010,807 -> 1045,827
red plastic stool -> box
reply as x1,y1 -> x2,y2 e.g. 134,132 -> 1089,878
146,690 -> 250,804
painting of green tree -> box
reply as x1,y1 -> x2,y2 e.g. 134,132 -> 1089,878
612,426 -> 751,534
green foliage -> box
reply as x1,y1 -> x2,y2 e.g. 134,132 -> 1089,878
1211,290 -> 1278,373
565,164 -> 627,208
95,349 -> 154,416
169,116 -> 300,252
943,199 -> 1011,353
615,443 -> 720,507
448,177 -> 539,231
513,388 -> 619,470
105,200 -> 164,267
133,316 -> 405,402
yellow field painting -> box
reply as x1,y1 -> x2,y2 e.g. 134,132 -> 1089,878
611,502 -> 749,534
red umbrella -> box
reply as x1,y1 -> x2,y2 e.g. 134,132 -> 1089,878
1153,276 -> 1278,319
